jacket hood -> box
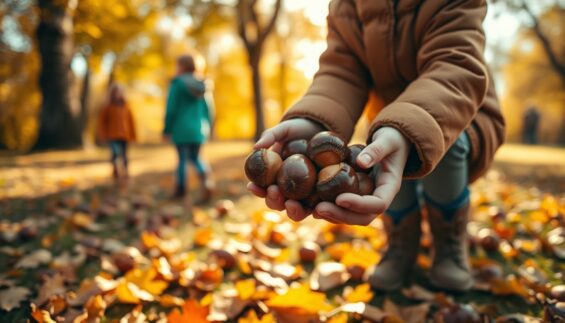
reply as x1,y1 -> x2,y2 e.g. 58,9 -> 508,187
177,74 -> 206,97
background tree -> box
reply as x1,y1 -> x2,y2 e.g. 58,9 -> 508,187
34,0 -> 82,150
237,0 -> 282,141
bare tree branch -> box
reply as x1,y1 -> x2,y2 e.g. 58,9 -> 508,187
521,0 -> 565,85
258,0 -> 282,44
237,0 -> 251,50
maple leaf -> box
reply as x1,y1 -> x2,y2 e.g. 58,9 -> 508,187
167,299 -> 210,323
116,268 -> 168,304
266,283 -> 333,314
344,283 -> 374,303
0,286 -> 30,311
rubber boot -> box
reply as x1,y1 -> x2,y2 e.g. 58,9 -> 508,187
428,202 -> 473,291
369,210 -> 422,290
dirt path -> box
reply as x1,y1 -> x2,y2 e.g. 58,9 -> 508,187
1,142 -> 563,200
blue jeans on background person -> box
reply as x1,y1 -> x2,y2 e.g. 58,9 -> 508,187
109,140 -> 128,178
387,132 -> 470,222
175,143 -> 208,193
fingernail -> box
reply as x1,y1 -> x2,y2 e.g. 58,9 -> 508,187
359,154 -> 372,165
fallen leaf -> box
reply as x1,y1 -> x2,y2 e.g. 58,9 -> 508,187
238,310 -> 275,323
208,289 -> 251,321
159,294 -> 185,307
85,294 -> 107,318
119,305 -> 147,323
495,313 -> 542,323
236,279 -> 256,300
35,274 -> 66,306
266,283 -> 332,314
15,249 -> 52,269
30,303 -> 57,323
344,283 -> 374,303
491,275 -> 530,298
0,286 -> 30,311
401,285 -> 436,302
384,298 -> 429,323
340,247 -> 380,269
310,262 -> 350,291
194,228 -> 213,247
167,298 -> 210,323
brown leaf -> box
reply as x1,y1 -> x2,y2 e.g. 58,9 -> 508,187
401,285 -> 436,302
0,286 -> 30,311
384,298 -> 429,323
35,273 -> 66,306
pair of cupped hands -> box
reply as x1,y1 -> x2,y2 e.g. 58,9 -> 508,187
247,118 -> 411,226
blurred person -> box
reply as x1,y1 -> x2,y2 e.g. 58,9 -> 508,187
97,84 -> 136,181
522,105 -> 540,145
248,0 -> 505,292
163,55 -> 214,201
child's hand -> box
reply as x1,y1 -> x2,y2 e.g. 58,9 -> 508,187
314,127 -> 410,226
247,118 -> 324,221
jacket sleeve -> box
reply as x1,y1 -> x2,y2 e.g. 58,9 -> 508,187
164,80 -> 180,135
281,3 -> 371,141
368,0 -> 489,178
127,106 -> 137,141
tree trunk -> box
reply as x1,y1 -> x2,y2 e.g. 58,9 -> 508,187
79,56 -> 91,131
34,0 -> 82,150
250,50 -> 265,141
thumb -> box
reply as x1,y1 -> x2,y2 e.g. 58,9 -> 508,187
254,122 -> 292,149
357,135 -> 395,169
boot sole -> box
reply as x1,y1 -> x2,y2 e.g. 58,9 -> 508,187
428,274 -> 474,292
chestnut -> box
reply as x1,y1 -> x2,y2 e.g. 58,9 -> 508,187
299,241 -> 320,263
348,144 -> 368,172
347,265 -> 365,281
277,154 -> 317,200
307,131 -> 348,168
478,228 -> 500,253
301,191 -> 321,210
317,163 -> 359,202
245,149 -> 283,188
281,139 -> 308,160
356,172 -> 375,196
209,249 -> 236,270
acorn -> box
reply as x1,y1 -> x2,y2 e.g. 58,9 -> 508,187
348,144 -> 368,172
277,154 -> 317,200
245,149 -> 283,188
356,172 -> 375,196
307,131 -> 348,168
299,241 -> 320,263
317,163 -> 359,202
281,139 -> 308,160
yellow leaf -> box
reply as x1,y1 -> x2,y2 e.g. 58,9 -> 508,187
344,283 -> 374,303
326,242 -> 351,261
326,313 -> 349,323
266,283 -> 333,314
159,295 -> 184,308
236,279 -> 256,300
167,299 -> 210,323
340,247 -> 380,269
116,281 -> 142,304
30,304 -> 56,323
125,268 -> 168,296
238,310 -> 275,323
85,295 -> 106,318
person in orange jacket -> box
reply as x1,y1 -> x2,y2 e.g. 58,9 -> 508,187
97,84 -> 136,180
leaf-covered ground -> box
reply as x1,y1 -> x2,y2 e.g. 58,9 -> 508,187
0,143 -> 564,322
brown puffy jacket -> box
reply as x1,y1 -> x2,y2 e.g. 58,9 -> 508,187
97,104 -> 136,142
283,0 -> 505,182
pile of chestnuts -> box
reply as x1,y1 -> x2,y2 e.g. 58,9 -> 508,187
245,131 -> 376,210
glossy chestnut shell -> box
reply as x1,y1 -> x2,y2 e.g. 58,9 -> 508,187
301,191 -> 321,210
356,172 -> 375,196
348,144 -> 369,173
277,154 -> 317,200
317,163 -> 359,202
307,131 -> 348,168
244,149 -> 283,188
281,139 -> 308,160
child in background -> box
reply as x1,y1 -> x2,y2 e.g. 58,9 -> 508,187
97,84 -> 136,181
248,0 -> 505,291
163,55 -> 214,201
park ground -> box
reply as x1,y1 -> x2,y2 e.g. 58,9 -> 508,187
0,142 -> 564,322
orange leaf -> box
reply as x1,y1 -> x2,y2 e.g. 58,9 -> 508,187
168,299 -> 210,323
236,279 -> 256,300
194,228 -> 213,247
238,310 -> 276,323
266,283 -> 333,314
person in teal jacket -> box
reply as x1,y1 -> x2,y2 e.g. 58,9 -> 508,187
164,55 -> 214,200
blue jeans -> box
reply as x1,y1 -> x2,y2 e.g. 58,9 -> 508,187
387,133 -> 470,223
109,140 -> 128,167
176,143 -> 208,190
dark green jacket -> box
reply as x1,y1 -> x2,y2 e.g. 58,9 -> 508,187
163,73 -> 211,144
